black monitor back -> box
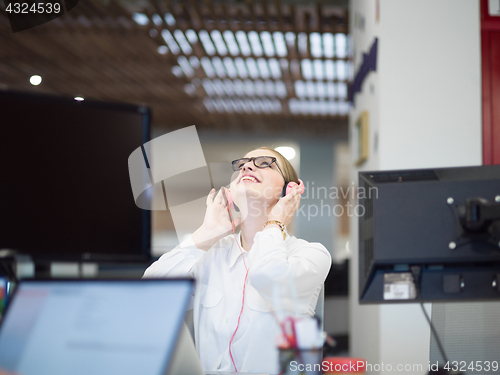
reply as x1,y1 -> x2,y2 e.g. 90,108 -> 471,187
359,165 -> 500,303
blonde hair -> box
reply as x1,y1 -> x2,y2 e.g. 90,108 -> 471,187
257,146 -> 298,184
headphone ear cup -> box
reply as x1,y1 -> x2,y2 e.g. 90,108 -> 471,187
285,179 -> 305,196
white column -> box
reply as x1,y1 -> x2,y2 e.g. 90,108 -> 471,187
349,1 -> 481,374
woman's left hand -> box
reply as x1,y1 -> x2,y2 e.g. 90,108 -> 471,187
267,185 -> 301,227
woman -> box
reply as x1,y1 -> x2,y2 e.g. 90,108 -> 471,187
143,147 -> 331,373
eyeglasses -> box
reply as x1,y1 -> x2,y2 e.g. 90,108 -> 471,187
231,156 -> 282,174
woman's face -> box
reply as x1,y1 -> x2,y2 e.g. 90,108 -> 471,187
230,149 -> 285,206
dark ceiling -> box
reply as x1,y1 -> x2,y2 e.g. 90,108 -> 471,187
0,0 -> 350,137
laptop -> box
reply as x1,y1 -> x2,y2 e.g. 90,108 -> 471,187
0,278 -> 198,375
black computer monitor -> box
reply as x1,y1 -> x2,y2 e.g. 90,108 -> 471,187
358,165 -> 500,303
0,90 -> 151,264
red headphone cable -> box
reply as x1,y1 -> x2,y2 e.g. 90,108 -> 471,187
226,198 -> 248,372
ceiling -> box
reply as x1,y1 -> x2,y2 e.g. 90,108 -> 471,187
0,0 -> 350,137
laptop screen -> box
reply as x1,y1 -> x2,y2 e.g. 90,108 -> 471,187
0,279 -> 193,375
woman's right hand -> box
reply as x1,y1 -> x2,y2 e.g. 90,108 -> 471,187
191,187 -> 240,251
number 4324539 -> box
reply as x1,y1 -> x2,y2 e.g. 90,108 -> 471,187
5,2 -> 61,14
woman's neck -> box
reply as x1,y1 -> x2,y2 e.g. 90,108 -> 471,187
239,201 -> 273,251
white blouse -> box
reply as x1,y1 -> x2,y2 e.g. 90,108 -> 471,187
143,227 -> 331,374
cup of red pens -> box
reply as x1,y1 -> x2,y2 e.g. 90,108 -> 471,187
277,316 -> 324,375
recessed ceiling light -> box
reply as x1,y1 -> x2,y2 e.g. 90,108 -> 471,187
132,13 -> 149,26
164,13 -> 176,26
29,75 -> 42,86
74,97 -> 84,101
157,45 -> 168,55
275,146 -> 296,160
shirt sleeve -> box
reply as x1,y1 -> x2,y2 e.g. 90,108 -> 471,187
142,236 -> 207,278
247,227 -> 332,314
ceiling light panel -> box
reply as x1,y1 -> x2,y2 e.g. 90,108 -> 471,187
157,45 -> 168,55
297,33 -> 308,55
253,99 -> 263,114
301,59 -> 313,80
177,56 -> 194,77
338,101 -> 349,115
189,56 -> 200,69
310,32 -> 322,58
164,12 -> 175,26
213,98 -> 224,113
294,80 -> 305,98
157,23 -> 351,117
306,81 -> 316,97
329,101 -> 339,115
223,57 -> 238,79
337,82 -> 347,98
223,30 -> 240,56
184,83 -> 196,96
235,31 -> 252,56
262,99 -> 273,114
313,59 -> 324,80
323,33 -> 335,58
174,30 -> 193,55
199,30 -> 216,55
132,13 -> 149,25
347,61 -> 353,80
152,14 -> 162,26
212,57 -> 227,78
326,82 -> 336,98
324,60 -> 335,80
265,80 -> 276,97
248,31 -> 264,57
185,29 -> 198,44
257,58 -> 270,79
336,60 -> 346,81
273,32 -> 287,57
233,79 -> 246,96
212,79 -> 226,96
203,97 -> 216,113
243,98 -> 253,113
200,57 -> 216,78
275,81 -> 287,98
335,33 -> 347,58
285,32 -> 296,48
268,58 -> 281,79
211,30 -> 228,56
161,30 -> 180,54
171,65 -> 183,77
244,80 -> 256,96
233,99 -> 244,114
245,58 -> 259,79
234,58 -> 249,78
202,78 -> 216,96
223,79 -> 235,96
254,80 -> 266,96
223,98 -> 235,113
260,31 -> 276,57
316,81 -> 326,98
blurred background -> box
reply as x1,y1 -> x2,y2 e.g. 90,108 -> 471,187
0,0 -> 352,354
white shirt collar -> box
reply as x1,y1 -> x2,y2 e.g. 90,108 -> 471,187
229,232 -> 247,269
